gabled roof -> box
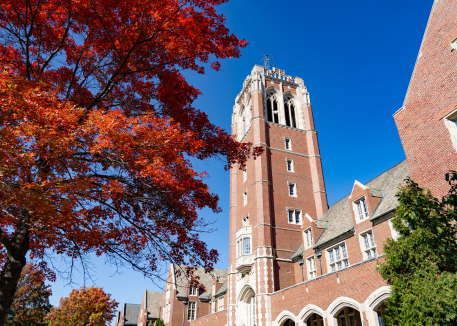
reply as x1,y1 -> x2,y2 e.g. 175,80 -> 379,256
215,279 -> 227,297
124,303 -> 141,325
173,265 -> 227,300
146,291 -> 163,318
314,160 -> 410,248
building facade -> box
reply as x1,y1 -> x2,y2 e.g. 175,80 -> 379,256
116,1 -> 457,326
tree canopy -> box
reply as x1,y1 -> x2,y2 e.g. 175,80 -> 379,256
47,286 -> 117,326
378,172 -> 457,326
0,0 -> 261,324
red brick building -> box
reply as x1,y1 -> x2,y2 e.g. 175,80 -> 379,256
116,1 -> 457,326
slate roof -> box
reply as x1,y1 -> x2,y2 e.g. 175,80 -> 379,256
290,243 -> 303,261
146,291 -> 163,318
313,160 -> 410,248
124,303 -> 141,325
173,265 -> 227,300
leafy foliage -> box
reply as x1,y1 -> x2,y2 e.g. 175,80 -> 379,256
155,318 -> 165,326
47,286 -> 117,326
378,171 -> 457,326
6,264 -> 52,326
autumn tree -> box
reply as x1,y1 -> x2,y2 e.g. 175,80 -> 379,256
6,263 -> 52,326
0,0 -> 261,324
47,286 -> 117,326
378,172 -> 457,326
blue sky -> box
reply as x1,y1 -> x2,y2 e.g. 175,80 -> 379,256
47,0 -> 434,321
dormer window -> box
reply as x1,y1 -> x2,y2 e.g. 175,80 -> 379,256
189,284 -> 197,296
355,197 -> 369,220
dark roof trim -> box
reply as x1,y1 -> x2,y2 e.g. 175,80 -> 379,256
215,290 -> 227,297
313,228 -> 355,250
370,208 -> 396,221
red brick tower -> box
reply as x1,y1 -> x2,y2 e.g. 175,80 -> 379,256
227,65 -> 328,326
394,0 -> 457,197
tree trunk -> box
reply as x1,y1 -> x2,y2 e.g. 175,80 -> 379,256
0,210 -> 30,326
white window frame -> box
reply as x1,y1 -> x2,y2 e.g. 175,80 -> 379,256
187,301 -> 196,321
243,167 -> 247,182
304,228 -> 313,249
284,137 -> 292,150
326,242 -> 349,273
288,182 -> 297,197
359,229 -> 377,260
189,284 -> 197,296
243,190 -> 247,206
444,108 -> 457,151
353,196 -> 369,222
307,255 -> 317,280
243,237 -> 251,255
287,208 -> 302,225
237,237 -> 251,256
286,158 -> 294,172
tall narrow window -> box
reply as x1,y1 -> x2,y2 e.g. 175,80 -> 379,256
288,182 -> 296,196
287,209 -> 301,224
237,239 -> 241,257
285,138 -> 291,150
307,256 -> 317,280
304,228 -> 313,249
266,94 -> 279,124
286,159 -> 293,172
243,168 -> 247,182
243,190 -> 247,206
284,99 -> 297,128
356,198 -> 369,220
189,285 -> 197,296
187,302 -> 196,321
243,237 -> 251,255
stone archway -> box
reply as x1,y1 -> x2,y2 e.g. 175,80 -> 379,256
364,286 -> 391,326
327,297 -> 363,326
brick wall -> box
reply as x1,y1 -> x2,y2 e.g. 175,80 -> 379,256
189,310 -> 227,326
395,0 -> 457,198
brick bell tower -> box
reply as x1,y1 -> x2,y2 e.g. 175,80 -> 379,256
226,65 -> 328,326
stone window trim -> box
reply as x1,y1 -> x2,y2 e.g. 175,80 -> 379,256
237,236 -> 251,257
326,241 -> 349,273
286,207 -> 302,225
243,190 -> 248,206
304,227 -> 313,249
306,254 -> 317,280
352,195 -> 369,224
359,228 -> 377,260
285,158 -> 294,172
189,284 -> 197,296
443,108 -> 457,151
284,137 -> 292,150
388,219 -> 401,241
187,301 -> 196,321
287,182 -> 297,197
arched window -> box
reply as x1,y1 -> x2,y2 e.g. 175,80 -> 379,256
248,296 -> 256,326
266,93 -> 279,124
284,98 -> 297,128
